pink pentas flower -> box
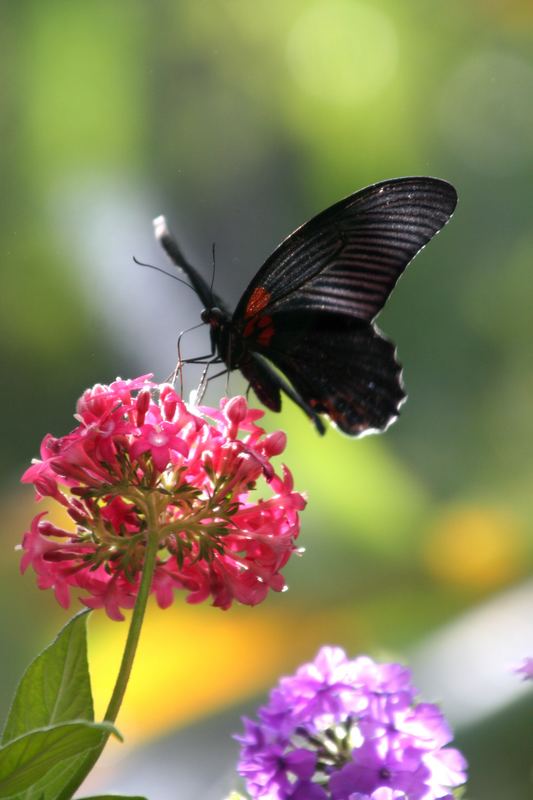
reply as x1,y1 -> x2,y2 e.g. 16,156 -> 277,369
20,375 -> 306,621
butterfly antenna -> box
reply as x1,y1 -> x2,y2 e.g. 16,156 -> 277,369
132,256 -> 196,294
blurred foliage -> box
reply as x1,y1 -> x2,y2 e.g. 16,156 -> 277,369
1,1 -> 532,798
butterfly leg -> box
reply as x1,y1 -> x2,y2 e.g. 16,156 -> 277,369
195,365 -> 234,405
180,354 -> 219,364
174,321 -> 209,392
165,323 -> 215,389
195,357 -> 223,404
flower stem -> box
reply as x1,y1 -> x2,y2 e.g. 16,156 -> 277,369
104,531 -> 159,724
57,504 -> 161,800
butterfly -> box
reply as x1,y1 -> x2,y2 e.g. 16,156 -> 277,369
155,176 -> 457,436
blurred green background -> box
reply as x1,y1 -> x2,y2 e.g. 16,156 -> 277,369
2,1 -> 533,798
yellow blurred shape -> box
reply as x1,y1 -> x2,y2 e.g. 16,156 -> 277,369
89,603 -> 325,744
423,505 -> 527,589
287,0 -> 398,106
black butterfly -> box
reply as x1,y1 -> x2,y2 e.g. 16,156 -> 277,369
155,177 -> 457,436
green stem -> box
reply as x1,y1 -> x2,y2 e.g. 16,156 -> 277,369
57,502 -> 161,800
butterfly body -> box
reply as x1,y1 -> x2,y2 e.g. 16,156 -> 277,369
156,176 -> 457,436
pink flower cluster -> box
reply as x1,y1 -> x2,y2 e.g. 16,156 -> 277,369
20,375 -> 305,620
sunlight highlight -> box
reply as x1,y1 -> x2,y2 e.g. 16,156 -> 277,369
287,0 -> 398,106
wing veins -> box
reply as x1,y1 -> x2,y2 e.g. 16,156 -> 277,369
234,230 -> 347,323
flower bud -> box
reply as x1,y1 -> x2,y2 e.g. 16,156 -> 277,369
263,430 -> 286,456
160,384 -> 179,421
135,389 -> 151,427
224,395 -> 248,425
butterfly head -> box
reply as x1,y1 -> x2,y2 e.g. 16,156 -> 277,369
201,306 -> 227,328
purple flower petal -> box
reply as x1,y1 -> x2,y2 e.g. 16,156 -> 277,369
236,649 -> 468,800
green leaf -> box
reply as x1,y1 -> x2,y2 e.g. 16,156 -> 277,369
0,721 -> 117,797
2,612 -> 94,745
5,752 -> 97,800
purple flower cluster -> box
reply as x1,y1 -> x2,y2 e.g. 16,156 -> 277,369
236,647 -> 467,800
513,657 -> 533,681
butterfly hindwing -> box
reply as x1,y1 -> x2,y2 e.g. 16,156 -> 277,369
238,356 -> 281,412
246,311 -> 405,435
233,177 -> 457,325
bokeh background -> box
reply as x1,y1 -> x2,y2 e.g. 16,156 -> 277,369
2,1 -> 533,797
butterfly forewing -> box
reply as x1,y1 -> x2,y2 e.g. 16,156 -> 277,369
233,177 -> 457,325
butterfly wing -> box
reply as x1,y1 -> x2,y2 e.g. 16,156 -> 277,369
238,356 -> 281,412
240,351 -> 327,434
233,177 -> 457,324
245,311 -> 404,435
230,177 -> 457,434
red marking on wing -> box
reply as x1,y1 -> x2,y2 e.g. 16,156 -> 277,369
245,286 -> 271,318
243,319 -> 256,338
242,311 -> 275,345
257,325 -> 274,346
